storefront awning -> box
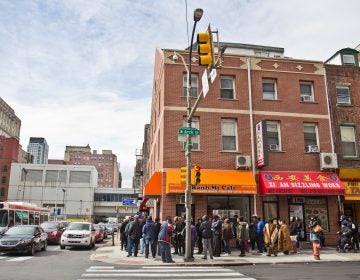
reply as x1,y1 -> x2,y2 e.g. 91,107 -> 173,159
340,168 -> 360,200
143,172 -> 162,196
259,171 -> 345,195
166,169 -> 257,195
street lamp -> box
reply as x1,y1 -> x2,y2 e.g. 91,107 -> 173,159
80,199 -> 83,219
62,188 -> 66,219
21,168 -> 28,201
185,8 -> 203,261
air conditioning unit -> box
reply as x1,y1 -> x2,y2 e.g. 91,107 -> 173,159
236,155 -> 251,169
320,153 -> 338,170
306,145 -> 319,153
301,95 -> 313,102
269,144 -> 279,151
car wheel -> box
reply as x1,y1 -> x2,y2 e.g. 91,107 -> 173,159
41,240 -> 47,251
60,244 -> 66,250
28,244 -> 35,256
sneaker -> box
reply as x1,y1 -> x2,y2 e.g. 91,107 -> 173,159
202,256 -> 207,259
167,260 -> 175,263
126,255 -> 131,257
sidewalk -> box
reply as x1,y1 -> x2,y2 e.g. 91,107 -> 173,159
91,235 -> 360,266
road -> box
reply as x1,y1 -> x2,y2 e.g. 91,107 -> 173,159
1,240 -> 360,280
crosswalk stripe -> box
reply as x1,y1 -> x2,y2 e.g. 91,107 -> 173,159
88,266 -> 115,270
82,272 -> 244,277
6,256 -> 33,262
0,256 -> 7,260
86,268 -> 235,273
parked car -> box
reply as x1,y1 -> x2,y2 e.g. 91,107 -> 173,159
99,222 -> 114,236
93,224 -> 105,243
60,222 -> 96,250
40,221 -> 66,244
0,225 -> 47,255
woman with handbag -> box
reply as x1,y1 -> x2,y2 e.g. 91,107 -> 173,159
309,216 -> 322,260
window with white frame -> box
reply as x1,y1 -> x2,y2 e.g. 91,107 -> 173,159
343,54 -> 356,66
262,79 -> 277,100
340,126 -> 358,157
220,76 -> 235,99
221,119 -> 237,151
183,73 -> 198,98
266,121 -> 281,151
336,86 -> 351,105
182,118 -> 200,150
300,82 -> 314,102
303,123 -> 319,152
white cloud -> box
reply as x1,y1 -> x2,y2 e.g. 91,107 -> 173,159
0,0 -> 359,187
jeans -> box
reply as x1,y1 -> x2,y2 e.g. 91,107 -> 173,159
202,238 -> 213,259
127,237 -> 139,256
197,236 -> 203,253
223,240 -> 231,254
145,239 -> 156,258
140,238 -> 145,254
159,242 -> 172,263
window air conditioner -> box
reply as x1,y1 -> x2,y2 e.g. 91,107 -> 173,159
235,155 -> 251,169
269,144 -> 279,151
306,145 -> 319,153
320,153 -> 338,170
301,95 -> 313,102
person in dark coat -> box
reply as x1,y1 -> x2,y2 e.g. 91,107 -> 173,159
119,218 -> 128,251
195,218 -> 203,254
211,215 -> 222,257
222,218 -> 233,255
154,217 -> 161,256
142,216 -> 156,258
249,216 -> 258,250
199,215 -> 213,260
158,216 -> 174,263
126,215 -> 142,257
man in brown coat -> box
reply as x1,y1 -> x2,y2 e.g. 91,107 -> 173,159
278,219 -> 293,254
264,218 -> 278,256
222,218 -> 233,255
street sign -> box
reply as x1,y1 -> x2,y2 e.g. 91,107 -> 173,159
178,127 -> 200,135
122,197 -> 137,206
202,69 -> 209,98
210,68 -> 217,83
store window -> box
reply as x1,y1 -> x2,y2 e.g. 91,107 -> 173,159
262,196 -> 278,222
304,197 -> 329,232
208,196 -> 250,222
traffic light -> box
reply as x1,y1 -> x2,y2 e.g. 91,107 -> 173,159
180,166 -> 187,184
194,165 -> 201,185
197,26 -> 214,68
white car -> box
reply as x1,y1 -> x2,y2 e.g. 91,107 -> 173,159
60,222 -> 96,250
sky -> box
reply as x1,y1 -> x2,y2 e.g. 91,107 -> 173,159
0,0 -> 359,188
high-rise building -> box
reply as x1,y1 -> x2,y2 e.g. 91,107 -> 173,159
64,145 -> 120,188
27,137 -> 49,164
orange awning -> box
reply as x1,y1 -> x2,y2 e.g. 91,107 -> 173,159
166,169 -> 257,195
143,172 -> 162,196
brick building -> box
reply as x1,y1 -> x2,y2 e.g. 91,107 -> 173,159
64,145 -> 120,188
0,136 -> 20,201
325,48 -> 360,223
143,43 -> 347,245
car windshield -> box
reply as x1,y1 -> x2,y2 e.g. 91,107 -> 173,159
68,223 -> 90,231
41,222 -> 58,229
6,226 -> 34,235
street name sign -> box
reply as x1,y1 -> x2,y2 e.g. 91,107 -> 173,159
122,197 -> 137,206
178,127 -> 200,135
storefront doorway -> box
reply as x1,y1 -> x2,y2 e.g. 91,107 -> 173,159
288,197 -> 306,241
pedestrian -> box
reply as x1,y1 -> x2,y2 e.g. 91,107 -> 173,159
154,217 -> 161,256
199,215 -> 213,260
119,218 -> 128,251
142,216 -> 156,258
348,217 -> 359,251
172,216 -> 180,255
278,219 -> 292,255
295,217 -> 303,249
289,217 -> 298,253
181,220 -> 197,259
195,218 -> 203,254
309,216 -> 322,260
211,215 -> 222,257
249,216 -> 258,251
222,218 -> 233,255
256,217 -> 265,253
237,216 -> 249,257
232,215 -> 240,250
177,216 -> 186,256
126,215 -> 142,257
158,216 -> 175,263
139,216 -> 146,254
264,218 -> 279,257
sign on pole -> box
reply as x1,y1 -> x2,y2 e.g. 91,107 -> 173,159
210,68 -> 217,83
122,197 -> 137,206
178,127 -> 200,135
202,69 -> 209,98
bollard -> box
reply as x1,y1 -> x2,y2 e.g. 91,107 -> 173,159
112,231 -> 115,246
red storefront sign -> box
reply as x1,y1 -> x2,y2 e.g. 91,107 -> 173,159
259,171 -> 345,195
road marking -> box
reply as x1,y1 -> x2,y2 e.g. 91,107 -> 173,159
82,272 -> 244,277
7,256 -> 33,262
86,268 -> 234,273
88,266 -> 114,270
